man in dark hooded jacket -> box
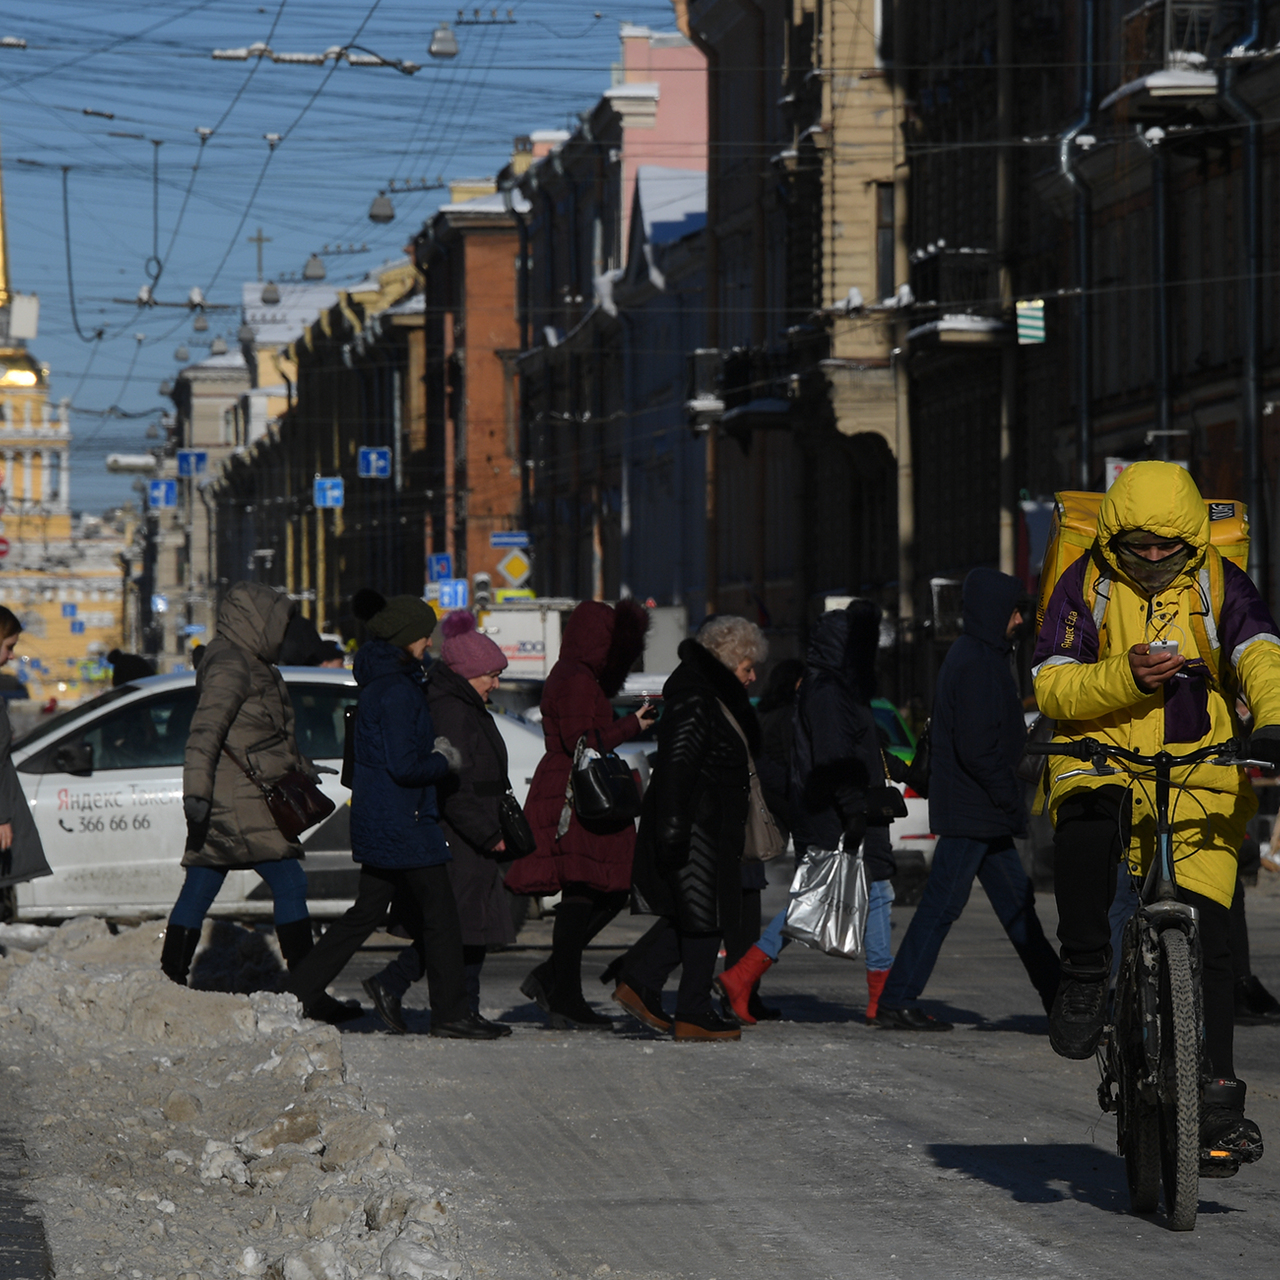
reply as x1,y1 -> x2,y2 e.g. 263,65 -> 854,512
874,567 -> 1059,1030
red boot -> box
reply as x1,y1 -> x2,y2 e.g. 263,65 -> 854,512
714,946 -> 773,1026
865,968 -> 891,1022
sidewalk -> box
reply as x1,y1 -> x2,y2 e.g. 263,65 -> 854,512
0,1116 -> 50,1280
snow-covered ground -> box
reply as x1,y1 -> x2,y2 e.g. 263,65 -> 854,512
0,919 -> 463,1280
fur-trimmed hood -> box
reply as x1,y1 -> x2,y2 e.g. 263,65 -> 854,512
667,637 -> 762,755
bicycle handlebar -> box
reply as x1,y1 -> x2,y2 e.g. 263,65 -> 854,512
1025,736 -> 1263,769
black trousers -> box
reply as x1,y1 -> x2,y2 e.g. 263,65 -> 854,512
1054,786 -> 1234,1078
624,917 -> 721,1019
288,864 -> 466,1023
723,888 -> 763,970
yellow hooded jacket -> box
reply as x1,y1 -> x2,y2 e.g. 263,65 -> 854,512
1032,462 -> 1280,908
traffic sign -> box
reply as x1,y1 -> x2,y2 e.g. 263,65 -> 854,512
182,624 -> 207,637
61,604 -> 77,619
427,552 -> 453,583
357,447 -> 392,479
314,477 -> 344,508
438,579 -> 469,610
490,530 -> 530,549
148,479 -> 177,508
0,536 -> 9,560
177,450 -> 208,477
70,620 -> 85,635
496,548 -> 531,587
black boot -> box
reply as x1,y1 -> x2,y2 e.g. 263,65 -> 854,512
275,918 -> 315,970
520,960 -> 554,1012
160,924 -> 202,986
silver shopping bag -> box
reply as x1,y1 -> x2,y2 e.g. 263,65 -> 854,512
780,838 -> 869,959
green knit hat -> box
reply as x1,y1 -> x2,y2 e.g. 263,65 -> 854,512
367,595 -> 438,647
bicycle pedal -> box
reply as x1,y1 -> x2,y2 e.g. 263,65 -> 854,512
1199,1149 -> 1241,1179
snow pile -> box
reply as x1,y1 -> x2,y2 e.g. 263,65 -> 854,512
0,920 -> 463,1280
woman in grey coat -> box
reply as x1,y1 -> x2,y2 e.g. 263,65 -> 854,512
160,583 -> 347,1015
0,608 -> 51,902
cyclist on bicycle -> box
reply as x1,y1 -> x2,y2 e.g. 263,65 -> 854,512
1033,461 -> 1276,1171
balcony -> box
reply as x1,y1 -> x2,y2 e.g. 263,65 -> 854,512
1099,2 -> 1243,118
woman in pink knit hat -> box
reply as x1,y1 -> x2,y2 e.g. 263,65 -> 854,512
361,611 -> 521,1033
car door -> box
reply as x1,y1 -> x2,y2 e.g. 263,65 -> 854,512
21,686 -> 197,915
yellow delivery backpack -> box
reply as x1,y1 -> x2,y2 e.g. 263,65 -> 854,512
1035,490 -> 1249,691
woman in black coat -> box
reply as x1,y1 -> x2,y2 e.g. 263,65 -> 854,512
618,615 -> 768,1041
363,612 -> 517,1034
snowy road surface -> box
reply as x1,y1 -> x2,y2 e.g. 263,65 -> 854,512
327,875 -> 1280,1280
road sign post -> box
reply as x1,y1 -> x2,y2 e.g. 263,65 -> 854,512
427,552 -> 453,583
148,479 -> 177,508
177,450 -> 208,477
490,530 -> 530,549
438,579 -> 470,610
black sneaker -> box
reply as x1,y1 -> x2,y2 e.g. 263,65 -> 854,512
303,992 -> 364,1025
361,976 -> 407,1034
873,1006 -> 954,1032
1048,974 -> 1108,1060
430,1012 -> 507,1040
1200,1078 -> 1264,1177
1234,974 -> 1280,1026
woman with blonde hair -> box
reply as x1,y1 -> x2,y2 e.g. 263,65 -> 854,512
619,614 -> 767,1040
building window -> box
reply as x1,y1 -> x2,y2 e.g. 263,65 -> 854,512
876,183 -> 895,304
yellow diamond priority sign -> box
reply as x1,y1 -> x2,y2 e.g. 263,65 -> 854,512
497,548 -> 531,587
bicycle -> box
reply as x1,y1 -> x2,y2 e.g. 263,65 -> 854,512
1027,735 -> 1265,1232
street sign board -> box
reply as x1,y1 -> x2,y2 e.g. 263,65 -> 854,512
496,548 -> 531,587
314,477 -> 344,508
177,450 -> 208,477
70,620 -> 85,635
182,624 -> 207,637
438,579 -> 469,610
61,604 -> 77,619
490,530 -> 530,549
427,552 -> 453,583
0,536 -> 9,560
357,447 -> 392,479
148,479 -> 177,508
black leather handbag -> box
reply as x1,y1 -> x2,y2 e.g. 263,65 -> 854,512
570,737 -> 642,823
497,790 -> 537,859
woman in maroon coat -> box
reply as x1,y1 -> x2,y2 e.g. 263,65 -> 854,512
506,598 -> 653,1028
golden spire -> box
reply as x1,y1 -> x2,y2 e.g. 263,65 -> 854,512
0,128 -> 9,308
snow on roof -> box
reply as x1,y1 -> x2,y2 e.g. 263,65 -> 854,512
438,188 -> 531,216
241,280 -> 339,345
530,129 -> 570,144
604,82 -> 660,101
636,166 -> 706,246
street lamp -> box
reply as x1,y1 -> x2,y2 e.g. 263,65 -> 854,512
429,24 -> 459,58
210,335 -> 228,355
261,281 -> 281,304
368,191 -> 395,223
303,255 -> 326,281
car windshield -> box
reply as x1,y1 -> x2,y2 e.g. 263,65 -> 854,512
10,684 -> 136,752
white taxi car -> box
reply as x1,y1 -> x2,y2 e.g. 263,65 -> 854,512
9,669 -> 552,922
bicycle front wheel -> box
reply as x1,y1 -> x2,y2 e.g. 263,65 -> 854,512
1158,929 -> 1201,1231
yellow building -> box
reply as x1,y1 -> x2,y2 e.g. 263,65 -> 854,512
0,144 -> 129,707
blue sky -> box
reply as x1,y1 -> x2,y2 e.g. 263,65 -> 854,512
0,0 -> 679,512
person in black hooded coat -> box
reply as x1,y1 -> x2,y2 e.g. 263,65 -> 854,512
619,615 -> 768,1040
715,600 -> 899,1026
873,567 -> 1059,1031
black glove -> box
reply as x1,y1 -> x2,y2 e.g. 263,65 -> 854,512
840,814 -> 867,853
183,795 -> 211,849
1248,726 -> 1280,769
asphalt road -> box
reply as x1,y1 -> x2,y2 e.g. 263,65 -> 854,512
327,874 -> 1280,1280
0,1123 -> 50,1280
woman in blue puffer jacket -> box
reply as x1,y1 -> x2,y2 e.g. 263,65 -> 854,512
286,593 -> 502,1038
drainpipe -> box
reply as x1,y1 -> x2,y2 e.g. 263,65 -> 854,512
1058,0 -> 1095,488
1148,131 -> 1171,459
1220,1 -> 1263,589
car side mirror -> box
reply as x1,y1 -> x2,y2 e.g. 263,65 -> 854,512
53,741 -> 94,777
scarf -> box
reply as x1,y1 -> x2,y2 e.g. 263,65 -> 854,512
1112,536 -> 1194,596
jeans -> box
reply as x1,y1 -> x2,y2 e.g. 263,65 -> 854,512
170,861 -> 308,929
864,879 -> 895,972
880,834 -> 1059,1012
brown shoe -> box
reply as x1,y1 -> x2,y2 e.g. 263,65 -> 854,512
673,1011 -> 741,1041
612,980 -> 672,1032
